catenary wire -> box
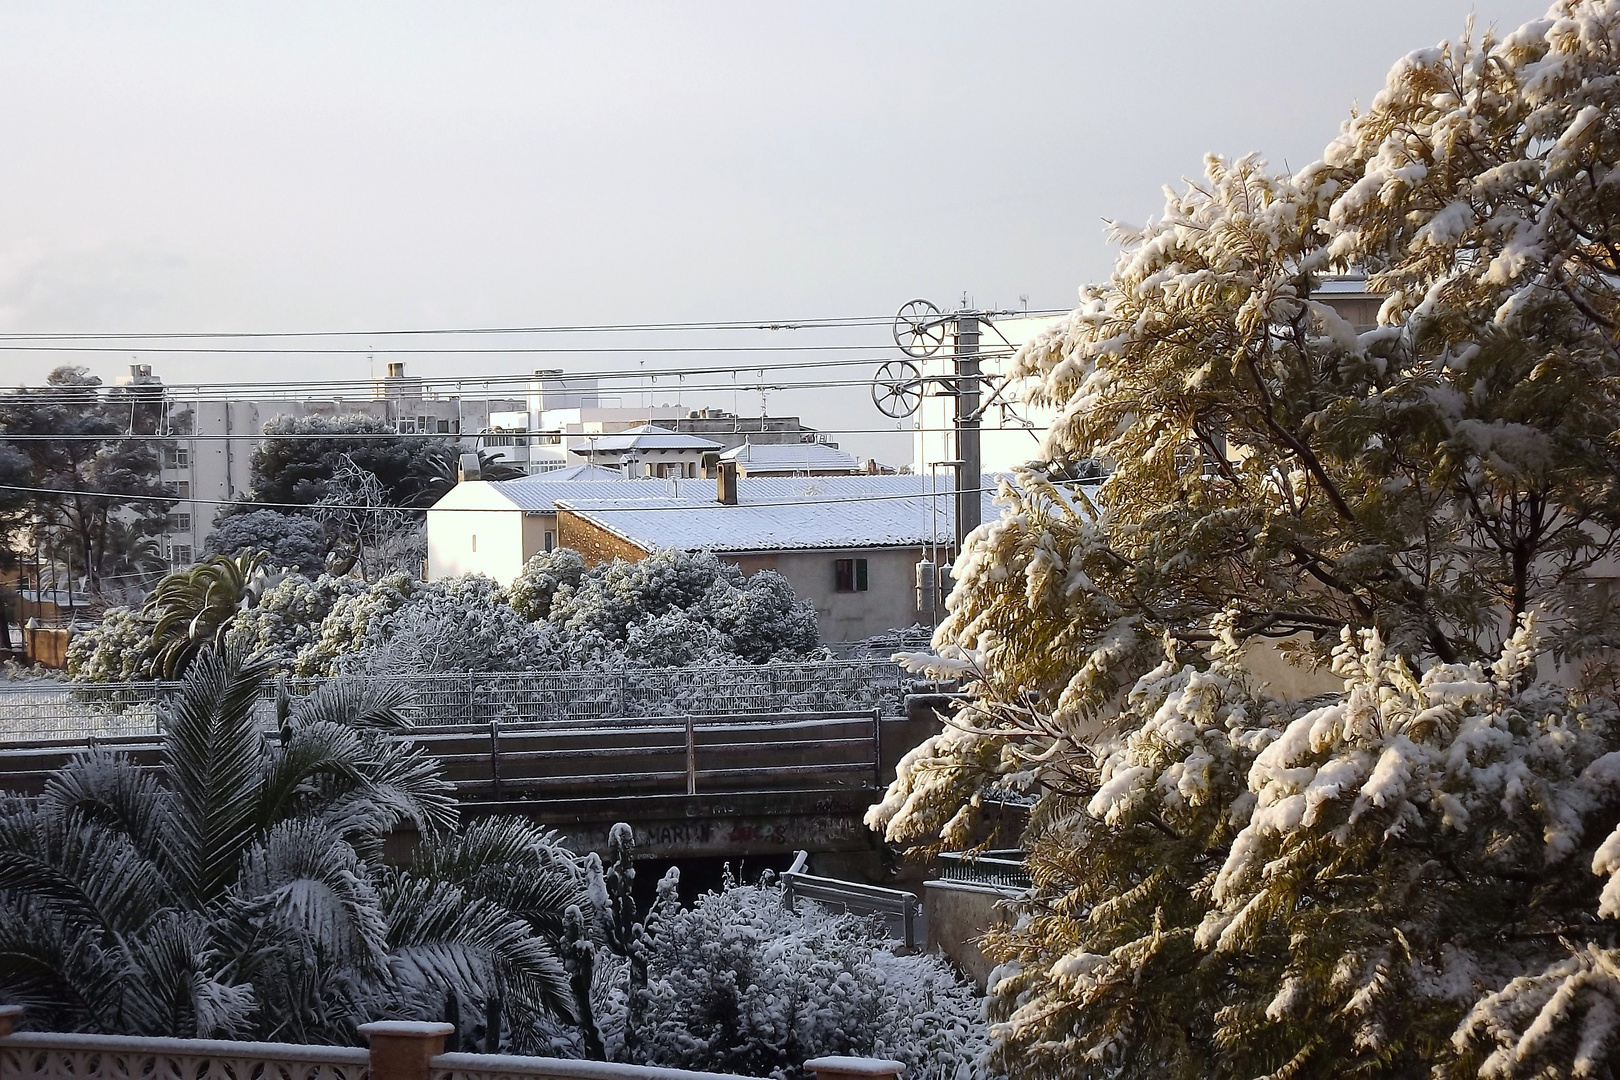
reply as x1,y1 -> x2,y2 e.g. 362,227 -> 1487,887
0,478 -> 1077,515
0,351 -> 1023,401
0,308 -> 1068,342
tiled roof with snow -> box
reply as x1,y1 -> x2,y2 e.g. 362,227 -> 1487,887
566,424 -> 723,454
487,475 -> 668,512
719,442 -> 859,473
534,463 -> 626,482
555,474 -> 1010,552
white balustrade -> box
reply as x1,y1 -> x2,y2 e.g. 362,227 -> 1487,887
0,1032 -> 369,1080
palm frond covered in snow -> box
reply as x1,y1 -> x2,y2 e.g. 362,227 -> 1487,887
0,645 -> 594,1047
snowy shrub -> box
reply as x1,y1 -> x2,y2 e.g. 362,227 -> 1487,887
72,545 -> 822,686
546,549 -> 819,667
604,873 -> 992,1080
509,549 -> 588,622
340,574 -> 561,676
66,606 -> 157,681
223,572 -> 364,675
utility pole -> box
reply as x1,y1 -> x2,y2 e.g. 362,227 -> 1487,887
953,313 -> 981,551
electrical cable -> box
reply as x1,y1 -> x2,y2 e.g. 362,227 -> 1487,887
0,476 -> 1068,515
0,308 -> 1067,342
0,353 -> 1024,403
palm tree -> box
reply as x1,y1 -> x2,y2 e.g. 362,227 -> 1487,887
0,647 -> 589,1046
142,551 -> 268,678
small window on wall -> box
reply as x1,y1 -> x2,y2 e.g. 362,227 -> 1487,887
834,558 -> 869,593
545,531 -> 556,552
471,535 -> 478,553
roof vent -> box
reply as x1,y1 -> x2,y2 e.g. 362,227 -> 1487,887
457,453 -> 482,482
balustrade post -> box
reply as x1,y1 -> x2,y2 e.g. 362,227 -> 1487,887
359,1020 -> 453,1080
0,1003 -> 22,1036
804,1057 -> 905,1080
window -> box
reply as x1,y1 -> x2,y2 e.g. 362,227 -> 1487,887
166,514 -> 192,533
168,544 -> 193,567
834,558 -> 869,593
471,534 -> 478,553
545,530 -> 555,552
163,448 -> 189,469
176,481 -> 190,499
437,419 -> 451,434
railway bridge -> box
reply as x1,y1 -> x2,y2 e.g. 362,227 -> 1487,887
0,705 -> 938,866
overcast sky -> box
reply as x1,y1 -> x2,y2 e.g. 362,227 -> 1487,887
0,1 -> 1552,461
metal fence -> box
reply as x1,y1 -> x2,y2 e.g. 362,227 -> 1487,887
935,849 -> 1031,891
0,660 -> 907,743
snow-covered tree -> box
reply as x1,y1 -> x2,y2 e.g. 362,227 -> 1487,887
601,871 -> 992,1080
544,548 -> 819,666
870,4 -> 1620,1076
0,647 -> 593,1046
204,510 -> 328,578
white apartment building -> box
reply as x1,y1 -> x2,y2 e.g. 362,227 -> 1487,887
140,364 -> 522,567
478,371 -> 842,475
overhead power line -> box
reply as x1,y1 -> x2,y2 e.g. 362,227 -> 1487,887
0,308 -> 1067,342
0,349 -> 1021,402
0,422 -> 1036,442
0,478 -> 1055,516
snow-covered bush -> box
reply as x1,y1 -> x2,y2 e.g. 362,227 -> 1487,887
547,549 -> 818,667
606,873 -> 992,1080
223,572 -> 365,674
72,545 -> 822,685
66,605 -> 157,681
339,574 -> 561,676
509,549 -> 587,622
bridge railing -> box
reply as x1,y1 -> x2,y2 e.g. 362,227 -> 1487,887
0,661 -> 906,743
0,709 -> 889,805
415,709 -> 886,805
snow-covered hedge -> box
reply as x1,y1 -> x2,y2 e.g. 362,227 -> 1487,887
73,548 -> 823,681
600,872 -> 994,1080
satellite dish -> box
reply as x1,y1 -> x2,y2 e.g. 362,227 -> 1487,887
892,299 -> 947,358
872,360 -> 923,418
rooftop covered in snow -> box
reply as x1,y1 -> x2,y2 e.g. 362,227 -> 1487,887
556,474 -> 1010,553
718,441 -> 859,475
566,424 -> 723,455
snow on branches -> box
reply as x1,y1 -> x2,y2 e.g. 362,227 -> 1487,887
871,2 -> 1620,1076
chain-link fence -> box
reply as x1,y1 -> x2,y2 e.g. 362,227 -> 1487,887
0,660 -> 907,743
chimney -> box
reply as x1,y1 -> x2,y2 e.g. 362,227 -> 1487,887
716,460 -> 738,505
457,453 -> 482,482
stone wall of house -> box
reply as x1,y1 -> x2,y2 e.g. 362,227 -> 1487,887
556,511 -> 651,566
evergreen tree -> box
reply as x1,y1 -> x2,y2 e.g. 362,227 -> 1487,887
0,366 -> 173,593
870,4 -> 1620,1076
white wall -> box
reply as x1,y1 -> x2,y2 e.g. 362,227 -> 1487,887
732,546 -> 926,642
424,482 -> 532,585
